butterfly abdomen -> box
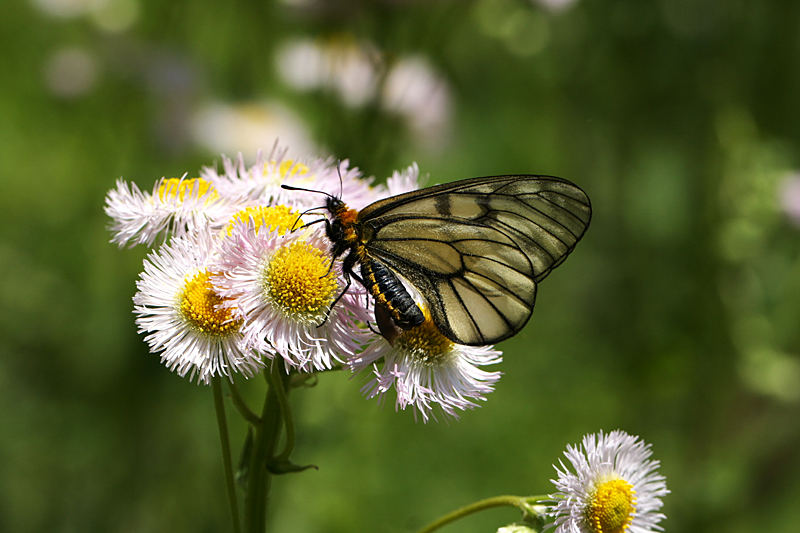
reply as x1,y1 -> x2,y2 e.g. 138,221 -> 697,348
359,253 -> 424,330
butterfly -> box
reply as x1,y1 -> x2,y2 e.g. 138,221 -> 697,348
284,175 -> 591,346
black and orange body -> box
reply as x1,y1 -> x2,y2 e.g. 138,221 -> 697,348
357,252 -> 425,329
324,196 -> 425,333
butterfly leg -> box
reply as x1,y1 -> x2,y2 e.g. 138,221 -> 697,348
316,249 -> 358,328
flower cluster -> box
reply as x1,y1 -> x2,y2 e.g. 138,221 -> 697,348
105,148 -> 502,420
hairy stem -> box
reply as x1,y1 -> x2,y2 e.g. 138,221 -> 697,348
212,375 -> 242,533
243,364 -> 288,533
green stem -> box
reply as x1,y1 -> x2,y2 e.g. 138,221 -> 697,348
270,365 -> 295,463
212,376 -> 242,533
414,495 -> 546,533
228,374 -> 261,425
244,364 -> 287,533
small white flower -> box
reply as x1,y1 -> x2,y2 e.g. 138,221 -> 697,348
213,210 -> 372,372
350,304 -> 503,422
546,430 -> 668,533
133,230 -> 263,383
105,175 -> 230,248
382,56 -> 452,147
190,101 -> 316,160
382,162 -> 424,197
200,150 -> 378,212
780,171 -> 800,227
275,37 -> 379,108
300,158 -> 380,211
200,148 -> 318,207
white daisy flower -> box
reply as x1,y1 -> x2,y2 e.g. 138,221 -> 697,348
201,149 -> 378,213
200,148 -> 311,207
105,174 -> 231,248
378,162 -> 423,198
349,305 -> 503,422
304,158 -> 380,211
546,430 -> 668,533
212,208 -> 372,372
133,230 -> 264,383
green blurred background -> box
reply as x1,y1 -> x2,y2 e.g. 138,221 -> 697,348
3,0 -> 800,531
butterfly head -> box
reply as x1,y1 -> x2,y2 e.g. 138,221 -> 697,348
322,195 -> 357,244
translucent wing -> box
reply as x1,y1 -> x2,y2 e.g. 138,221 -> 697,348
359,175 -> 591,345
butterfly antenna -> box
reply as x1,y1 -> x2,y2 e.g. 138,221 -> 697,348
280,183 -> 336,200
336,160 -> 344,199
289,205 -> 328,232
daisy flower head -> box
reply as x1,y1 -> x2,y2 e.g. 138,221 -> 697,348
277,156 -> 381,211
212,207 -> 373,372
383,162 -> 423,197
350,303 -> 503,423
363,162 -> 422,205
546,430 -> 668,533
105,175 -> 231,248
199,148 -> 312,207
200,147 -> 378,212
307,158 -> 381,210
133,229 -> 263,384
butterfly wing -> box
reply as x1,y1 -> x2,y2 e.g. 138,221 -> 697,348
358,175 -> 591,345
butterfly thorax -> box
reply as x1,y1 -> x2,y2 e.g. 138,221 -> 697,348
325,197 -> 361,258
336,208 -> 360,244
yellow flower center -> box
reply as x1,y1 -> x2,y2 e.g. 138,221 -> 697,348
267,159 -> 311,179
586,477 -> 637,533
180,270 -> 242,336
158,177 -> 218,203
263,241 -> 338,322
226,205 -> 300,235
396,313 -> 455,366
